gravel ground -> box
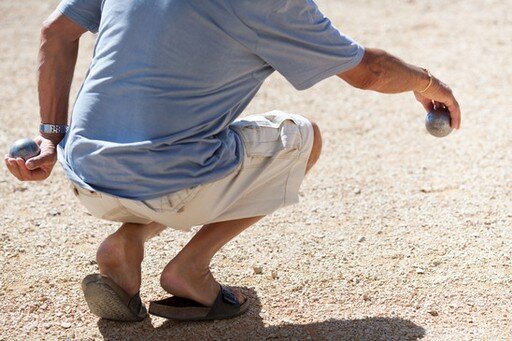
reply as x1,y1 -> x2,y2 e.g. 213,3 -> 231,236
1,0 -> 511,340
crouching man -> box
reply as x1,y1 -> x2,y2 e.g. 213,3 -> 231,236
5,0 -> 460,322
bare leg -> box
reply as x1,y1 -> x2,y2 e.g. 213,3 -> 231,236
159,121 -> 323,306
94,121 -> 322,303
96,221 -> 165,296
306,122 -> 322,173
160,216 -> 264,306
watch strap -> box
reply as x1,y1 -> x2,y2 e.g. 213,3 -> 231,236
39,123 -> 69,134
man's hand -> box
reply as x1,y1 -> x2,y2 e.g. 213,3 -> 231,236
338,48 -> 462,129
414,77 -> 461,129
4,136 -> 58,181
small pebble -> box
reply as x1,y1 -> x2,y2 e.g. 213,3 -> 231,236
253,265 -> 263,275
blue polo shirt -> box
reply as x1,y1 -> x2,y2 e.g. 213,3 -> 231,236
57,0 -> 364,200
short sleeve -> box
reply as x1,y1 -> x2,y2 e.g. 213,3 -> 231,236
253,0 -> 364,90
58,0 -> 102,33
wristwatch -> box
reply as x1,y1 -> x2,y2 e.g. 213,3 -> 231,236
39,123 -> 69,134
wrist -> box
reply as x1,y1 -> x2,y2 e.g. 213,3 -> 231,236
39,123 -> 68,145
40,132 -> 65,145
414,68 -> 434,93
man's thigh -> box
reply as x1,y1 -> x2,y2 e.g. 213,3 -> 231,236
184,110 -> 315,224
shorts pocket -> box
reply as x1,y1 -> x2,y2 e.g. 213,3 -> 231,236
233,116 -> 301,158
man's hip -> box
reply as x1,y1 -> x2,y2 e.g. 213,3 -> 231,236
71,111 -> 314,230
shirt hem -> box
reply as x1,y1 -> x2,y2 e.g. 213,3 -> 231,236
57,4 -> 99,33
58,131 -> 245,202
293,45 -> 366,91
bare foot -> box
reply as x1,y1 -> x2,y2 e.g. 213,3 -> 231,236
159,258 -> 245,307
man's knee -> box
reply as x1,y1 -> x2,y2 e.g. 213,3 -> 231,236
306,121 -> 322,172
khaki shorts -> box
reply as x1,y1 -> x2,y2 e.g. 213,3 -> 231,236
72,111 -> 314,231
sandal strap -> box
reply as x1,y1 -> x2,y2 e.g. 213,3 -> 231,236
205,285 -> 241,318
128,292 -> 147,316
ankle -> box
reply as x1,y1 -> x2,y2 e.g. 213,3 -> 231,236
159,256 -> 211,289
159,261 -> 218,306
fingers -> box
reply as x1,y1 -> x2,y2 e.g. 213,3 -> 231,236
433,101 -> 445,110
420,78 -> 462,130
4,155 -> 50,181
440,87 -> 461,129
26,137 -> 57,170
16,158 -> 33,179
438,84 -> 461,130
420,99 -> 434,113
447,98 -> 461,129
4,155 -> 23,180
22,166 -> 49,181
26,151 -> 54,170
17,158 -> 52,181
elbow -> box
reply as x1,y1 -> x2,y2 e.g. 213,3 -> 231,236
40,16 -> 59,42
40,12 -> 79,44
353,48 -> 388,90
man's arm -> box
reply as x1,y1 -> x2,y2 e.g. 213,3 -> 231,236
38,11 -> 86,144
338,48 -> 461,129
4,10 -> 86,181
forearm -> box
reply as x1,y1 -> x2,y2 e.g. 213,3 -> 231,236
38,21 -> 79,144
339,48 -> 430,94
4,12 -> 86,182
338,47 -> 461,129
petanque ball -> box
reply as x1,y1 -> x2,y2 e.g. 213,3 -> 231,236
9,138 -> 41,160
425,108 -> 453,138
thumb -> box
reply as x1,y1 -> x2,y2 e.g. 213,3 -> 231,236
26,152 -> 54,170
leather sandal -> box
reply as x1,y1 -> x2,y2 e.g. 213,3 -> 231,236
148,285 -> 249,321
81,274 -> 147,322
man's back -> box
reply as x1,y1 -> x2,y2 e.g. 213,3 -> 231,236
59,0 -> 364,200
5,0 -> 462,324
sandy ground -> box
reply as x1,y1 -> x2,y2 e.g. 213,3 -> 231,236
1,0 -> 511,340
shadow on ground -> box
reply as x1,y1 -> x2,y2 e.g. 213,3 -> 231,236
97,288 -> 425,340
